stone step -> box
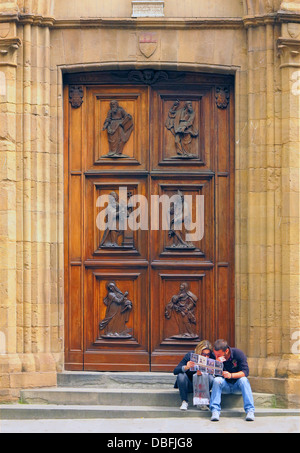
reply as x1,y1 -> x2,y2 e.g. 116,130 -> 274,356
1,405 -> 299,420
57,372 -> 176,389
19,387 -> 277,409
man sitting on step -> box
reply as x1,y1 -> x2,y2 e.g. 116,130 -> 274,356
210,339 -> 255,422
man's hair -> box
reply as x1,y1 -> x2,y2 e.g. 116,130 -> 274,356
213,339 -> 229,352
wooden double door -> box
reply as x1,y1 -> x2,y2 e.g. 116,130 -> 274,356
64,71 -> 235,371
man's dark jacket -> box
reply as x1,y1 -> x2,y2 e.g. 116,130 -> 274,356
222,347 -> 250,384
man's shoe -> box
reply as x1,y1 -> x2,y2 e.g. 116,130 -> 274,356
180,401 -> 188,411
246,410 -> 255,421
210,410 -> 220,421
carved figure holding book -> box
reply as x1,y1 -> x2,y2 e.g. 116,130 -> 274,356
99,282 -> 133,338
102,100 -> 134,157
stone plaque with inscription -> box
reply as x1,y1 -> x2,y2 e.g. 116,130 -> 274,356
132,0 -> 164,17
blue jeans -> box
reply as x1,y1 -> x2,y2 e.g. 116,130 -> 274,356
177,373 -> 193,402
209,376 -> 255,414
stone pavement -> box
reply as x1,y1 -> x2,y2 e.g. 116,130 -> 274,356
1,416 -> 299,433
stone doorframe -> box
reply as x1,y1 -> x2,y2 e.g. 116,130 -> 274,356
0,0 -> 299,407
1,43 -> 299,403
56,56 -> 300,407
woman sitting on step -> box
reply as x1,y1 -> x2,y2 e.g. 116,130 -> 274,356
174,340 -> 215,411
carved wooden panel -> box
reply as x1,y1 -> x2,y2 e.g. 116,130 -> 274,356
99,281 -> 133,339
85,86 -> 149,171
151,86 -> 213,170
84,175 -> 148,260
84,267 -> 149,371
150,176 -> 214,261
150,270 -> 214,371
164,281 -> 200,341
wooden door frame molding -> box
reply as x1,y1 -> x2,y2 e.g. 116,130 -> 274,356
63,66 -> 236,371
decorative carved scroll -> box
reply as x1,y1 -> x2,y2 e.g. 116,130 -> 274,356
99,282 -> 133,339
215,87 -> 230,109
165,282 -> 198,339
128,69 -> 168,85
99,191 -> 134,249
0,37 -> 22,55
69,85 -> 84,109
102,100 -> 134,157
165,100 -> 198,158
110,70 -> 184,85
167,190 -> 196,250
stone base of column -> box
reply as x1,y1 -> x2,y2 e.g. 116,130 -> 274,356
0,353 -> 62,403
248,357 -> 300,408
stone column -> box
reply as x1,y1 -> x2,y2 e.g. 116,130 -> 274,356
0,0 -> 60,402
276,11 -> 300,406
0,0 -> 22,401
241,1 -> 300,406
242,14 -> 283,375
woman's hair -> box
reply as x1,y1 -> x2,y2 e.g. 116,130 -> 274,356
195,340 -> 213,355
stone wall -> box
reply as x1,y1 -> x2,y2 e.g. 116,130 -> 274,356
0,0 -> 299,406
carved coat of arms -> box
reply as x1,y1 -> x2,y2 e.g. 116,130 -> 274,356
0,23 -> 10,39
215,87 -> 230,110
287,23 -> 300,39
139,32 -> 158,58
69,86 -> 84,109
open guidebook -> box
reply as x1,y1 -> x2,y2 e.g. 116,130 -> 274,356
190,353 -> 223,376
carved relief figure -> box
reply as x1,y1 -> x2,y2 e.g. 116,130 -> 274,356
99,191 -> 134,249
165,98 -> 180,131
99,282 -> 133,338
102,100 -> 134,157
167,190 -> 196,250
99,191 -> 122,247
165,100 -> 198,158
165,282 -> 198,339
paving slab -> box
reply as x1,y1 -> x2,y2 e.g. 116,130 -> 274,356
1,404 -> 299,420
1,416 -> 299,434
